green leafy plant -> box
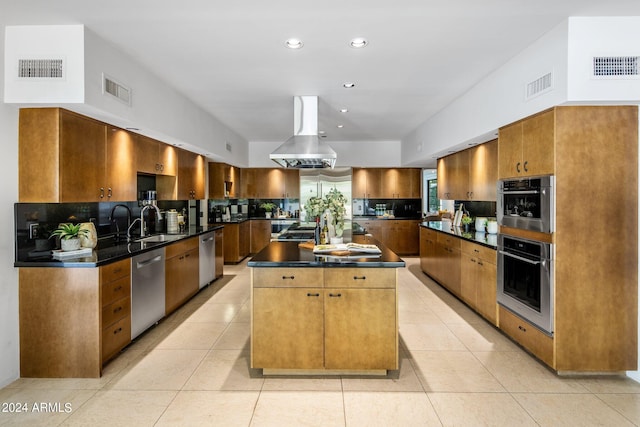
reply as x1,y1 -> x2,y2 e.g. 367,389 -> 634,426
49,223 -> 90,240
461,215 -> 473,225
260,202 -> 276,212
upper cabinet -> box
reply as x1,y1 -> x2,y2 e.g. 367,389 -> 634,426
498,109 -> 555,179
209,162 -> 240,199
106,128 -> 139,202
437,139 -> 497,201
18,108 -> 132,203
353,168 -> 420,199
135,135 -> 178,176
241,168 -> 299,199
177,149 -> 205,200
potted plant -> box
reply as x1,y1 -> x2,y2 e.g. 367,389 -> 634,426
260,202 -> 276,218
49,223 -> 90,251
324,188 -> 347,241
461,215 -> 473,232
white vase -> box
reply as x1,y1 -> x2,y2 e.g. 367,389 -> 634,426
265,212 -> 272,218
61,238 -> 81,251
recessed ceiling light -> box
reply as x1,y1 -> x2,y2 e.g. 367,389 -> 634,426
350,37 -> 368,48
339,108 -> 349,113
285,38 -> 303,49
318,130 -> 326,135
343,82 -> 355,88
337,125 -> 344,129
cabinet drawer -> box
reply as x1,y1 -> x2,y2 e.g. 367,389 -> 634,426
100,258 -> 131,283
102,315 -> 131,363
437,233 -> 461,249
102,275 -> 131,307
253,267 -> 324,288
325,268 -> 396,289
461,241 -> 496,264
166,236 -> 199,258
499,306 -> 554,367
102,296 -> 130,329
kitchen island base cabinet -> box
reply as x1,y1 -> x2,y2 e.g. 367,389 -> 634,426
251,266 -> 398,375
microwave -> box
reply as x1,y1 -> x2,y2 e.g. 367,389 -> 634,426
497,175 -> 554,233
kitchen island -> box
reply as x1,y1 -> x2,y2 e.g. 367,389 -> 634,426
248,240 -> 404,375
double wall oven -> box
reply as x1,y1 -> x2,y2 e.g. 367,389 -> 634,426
497,175 -> 555,335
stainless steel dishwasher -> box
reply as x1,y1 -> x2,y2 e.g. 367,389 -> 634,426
131,247 -> 166,339
199,230 -> 216,289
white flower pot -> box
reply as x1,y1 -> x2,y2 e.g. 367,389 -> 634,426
61,238 -> 81,251
265,212 -> 272,218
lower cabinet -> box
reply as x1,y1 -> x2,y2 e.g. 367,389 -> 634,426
165,237 -> 199,315
251,267 -> 398,373
223,221 -> 250,263
214,229 -> 224,278
499,305 -> 554,367
250,220 -> 272,254
357,219 -> 420,255
101,258 -> 132,363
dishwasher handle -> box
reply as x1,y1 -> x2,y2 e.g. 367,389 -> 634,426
202,236 -> 214,243
136,255 -> 163,269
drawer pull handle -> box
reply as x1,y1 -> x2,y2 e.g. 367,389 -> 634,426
518,325 -> 527,332
306,293 -> 320,297
282,276 -> 295,280
329,293 -> 342,298
113,307 -> 122,314
113,268 -> 122,274
114,286 -> 122,292
353,276 -> 366,280
114,327 -> 122,335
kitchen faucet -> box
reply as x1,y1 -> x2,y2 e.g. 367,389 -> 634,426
126,204 -> 163,241
109,204 -> 132,242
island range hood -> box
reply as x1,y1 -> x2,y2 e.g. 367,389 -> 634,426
270,96 -> 337,169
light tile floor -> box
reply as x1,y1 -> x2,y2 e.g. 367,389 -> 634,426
2,257 -> 640,426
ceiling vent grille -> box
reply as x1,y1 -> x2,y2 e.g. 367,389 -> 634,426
593,56 -> 639,78
525,72 -> 553,101
103,74 -> 132,105
18,58 -> 64,79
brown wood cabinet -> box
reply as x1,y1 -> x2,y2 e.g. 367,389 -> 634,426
165,237 -> 199,315
250,220 -> 272,254
352,168 -> 382,199
437,139 -> 497,201
135,134 -> 178,176
209,162 -> 240,198
499,305 -> 553,367
498,109 -> 554,179
356,219 -> 419,255
419,227 -> 438,274
223,221 -> 250,263
101,259 -> 132,363
214,229 -> 224,278
177,148 -> 205,199
460,240 -> 497,325
251,267 -> 397,373
18,108 -> 134,202
353,168 -> 421,199
241,168 -> 300,199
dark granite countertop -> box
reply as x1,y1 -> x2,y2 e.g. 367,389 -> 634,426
420,221 -> 497,249
15,225 -> 225,268
353,216 -> 422,221
248,240 -> 405,268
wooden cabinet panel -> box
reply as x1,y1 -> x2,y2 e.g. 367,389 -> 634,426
178,148 -> 205,199
252,287 -> 324,369
499,306 -> 553,367
324,268 -> 395,288
437,150 -> 469,200
165,239 -> 199,314
253,267 -> 324,288
419,226 -> 438,275
106,128 -> 137,201
102,316 -> 131,364
498,109 -> 554,179
136,135 -> 177,176
476,256 -> 497,325
241,168 -> 299,199
223,221 -> 252,263
210,162 -> 240,198
468,139 -> 498,201
352,168 -> 382,198
215,229 -> 224,279
324,288 -> 397,370
352,168 -> 368,199
250,220 -> 272,254
102,296 -> 131,333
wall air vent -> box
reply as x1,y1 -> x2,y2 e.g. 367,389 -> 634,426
225,142 -> 232,152
525,72 -> 553,101
18,58 -> 64,79
593,56 -> 639,78
103,74 -> 132,105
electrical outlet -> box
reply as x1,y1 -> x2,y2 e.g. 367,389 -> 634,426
29,223 -> 38,239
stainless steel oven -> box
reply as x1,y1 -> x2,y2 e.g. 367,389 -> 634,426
497,234 -> 553,335
497,175 -> 554,233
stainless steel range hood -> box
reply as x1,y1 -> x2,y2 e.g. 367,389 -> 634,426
270,96 -> 337,169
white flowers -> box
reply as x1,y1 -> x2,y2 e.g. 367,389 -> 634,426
304,188 -> 347,237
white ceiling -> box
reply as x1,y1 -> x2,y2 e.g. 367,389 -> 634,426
3,1 -> 640,151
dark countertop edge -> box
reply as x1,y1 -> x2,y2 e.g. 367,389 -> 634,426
247,261 -> 406,268
14,225 -> 225,268
420,222 -> 498,250
353,216 -> 422,221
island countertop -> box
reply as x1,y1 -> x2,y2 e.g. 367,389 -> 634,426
247,241 -> 405,268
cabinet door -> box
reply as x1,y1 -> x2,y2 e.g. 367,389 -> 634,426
381,221 -> 399,252
223,223 -> 240,263
265,169 -> 286,198
106,128 -> 137,202
135,135 -> 160,174
498,121 -> 523,179
252,288 -> 324,369
214,230 -> 224,278
324,288 -> 397,370
437,152 -> 468,200
209,163 -> 226,198
396,169 -> 421,198
476,258 -> 497,325
165,254 -> 183,314
352,168 -> 367,199
239,221 -> 250,258
460,253 -> 477,307
468,139 -> 497,201
178,149 -> 204,199
395,220 -> 420,255
283,169 -> 300,198
250,220 -> 272,253
380,169 -> 398,198
60,111 -> 107,202
365,168 -> 383,198
158,143 -> 178,176
522,109 -> 555,176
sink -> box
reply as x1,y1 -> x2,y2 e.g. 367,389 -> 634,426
137,234 -> 185,243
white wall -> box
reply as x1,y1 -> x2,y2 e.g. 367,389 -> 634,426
0,27 -> 20,387
401,20 -> 570,167
248,140 -> 402,168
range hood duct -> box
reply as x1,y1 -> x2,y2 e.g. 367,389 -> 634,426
270,96 -> 337,169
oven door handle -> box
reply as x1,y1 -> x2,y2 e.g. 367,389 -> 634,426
499,250 -> 541,265
500,190 -> 539,195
